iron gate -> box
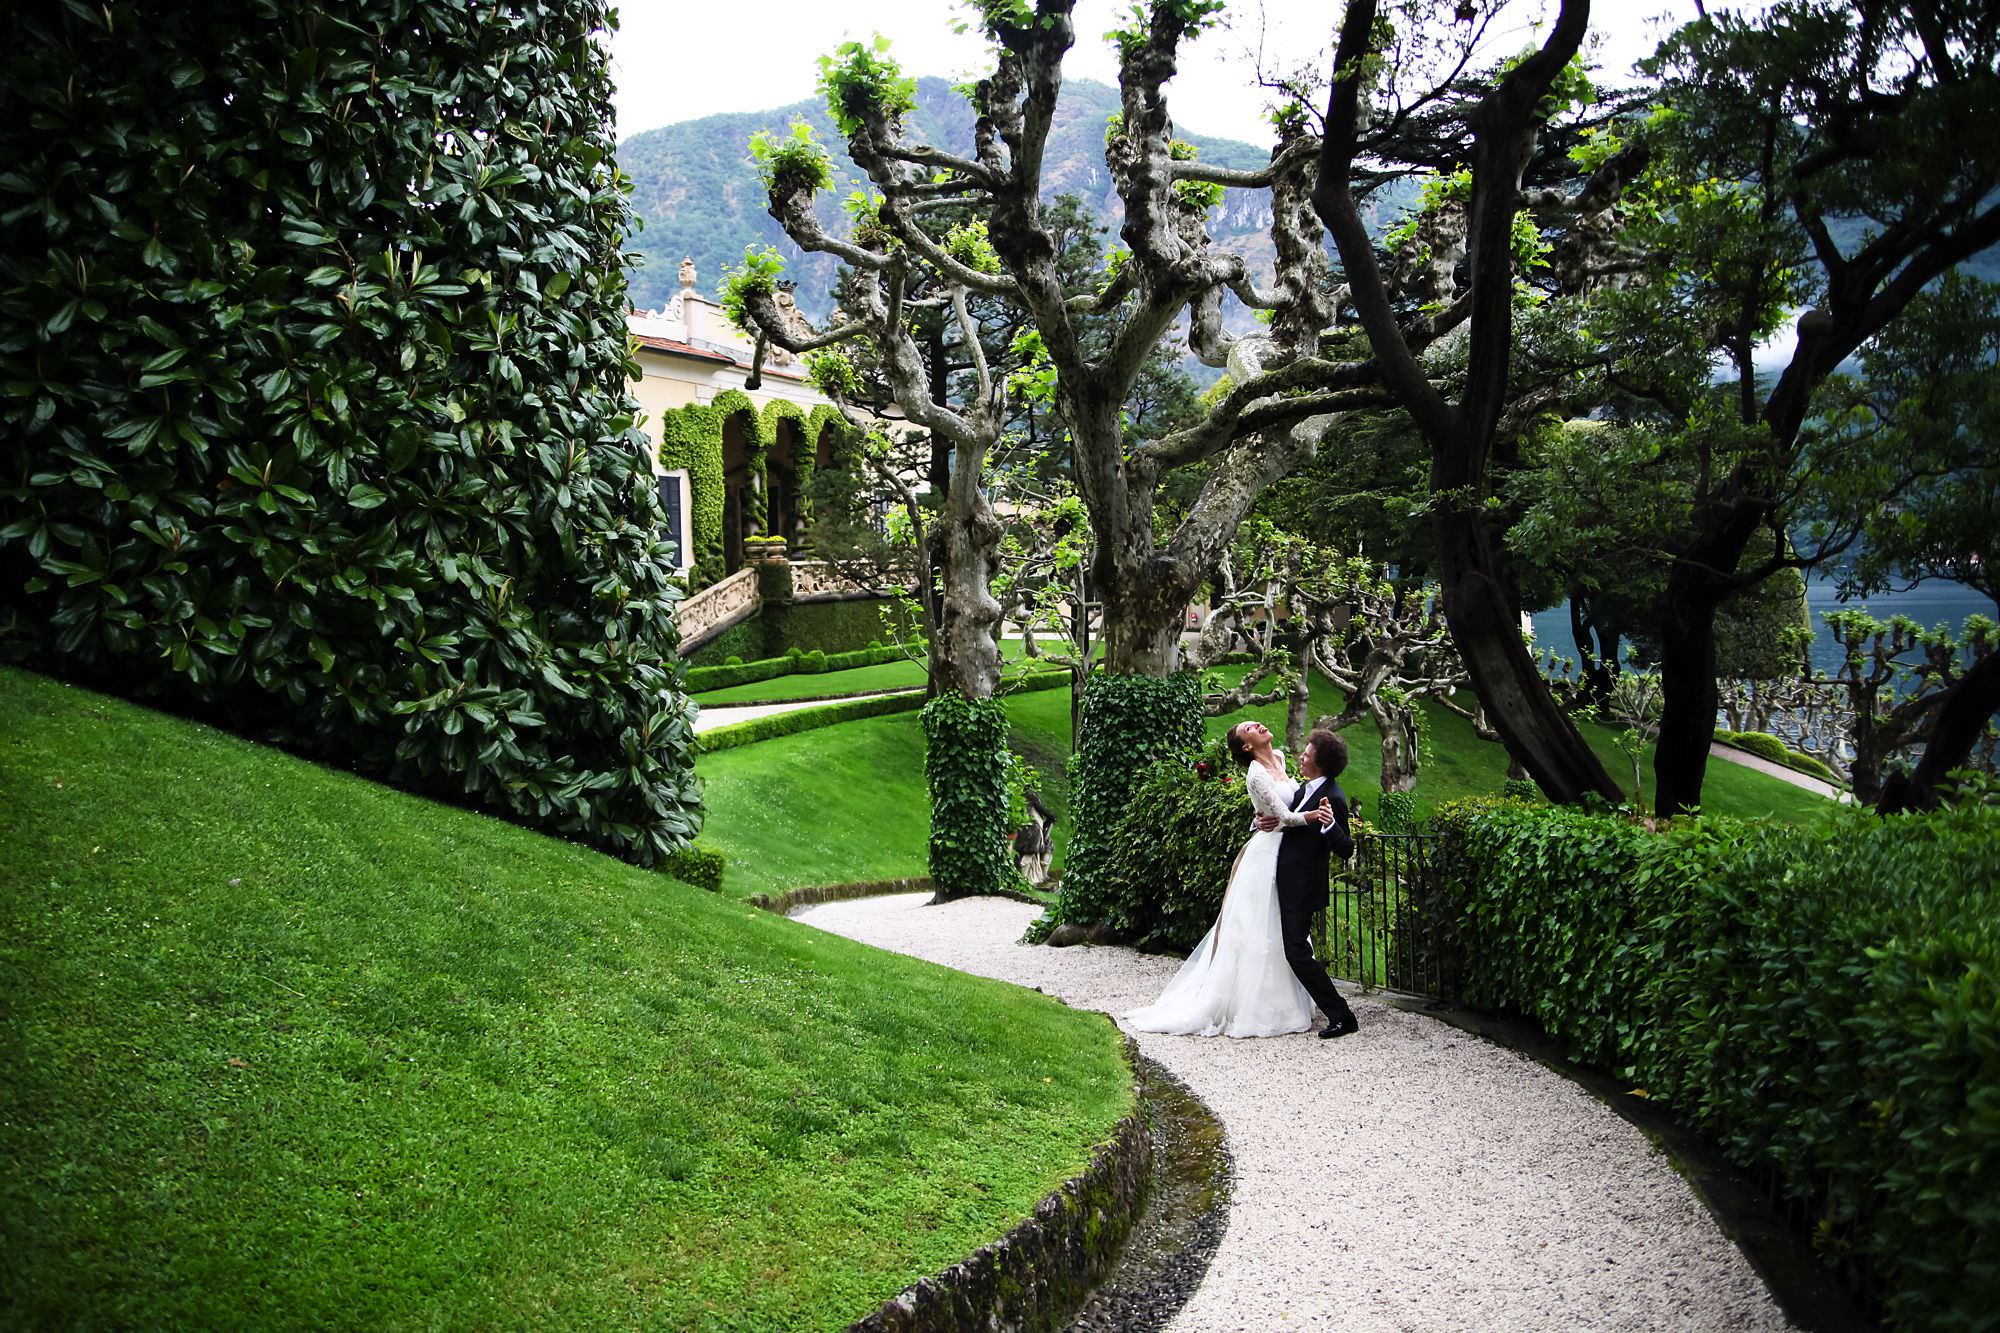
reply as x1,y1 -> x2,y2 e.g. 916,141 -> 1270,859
1314,832 -> 1462,999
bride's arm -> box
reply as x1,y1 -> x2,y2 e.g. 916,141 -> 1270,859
1246,761 -> 1307,826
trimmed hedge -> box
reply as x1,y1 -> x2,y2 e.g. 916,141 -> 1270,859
1717,730 -> 1843,785
694,669 -> 1066,753
922,695 -> 1018,900
660,842 -> 726,893
1057,672 -> 1206,929
767,597 -> 920,656
685,643 -> 907,693
686,617 -> 768,666
1436,800 -> 2000,1330
0,0 -> 700,866
695,689 -> 927,752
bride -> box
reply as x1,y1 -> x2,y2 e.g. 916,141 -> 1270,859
1125,720 -> 1336,1039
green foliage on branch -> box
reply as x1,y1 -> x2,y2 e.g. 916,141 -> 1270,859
0,0 -> 701,866
817,36 -> 917,138
749,120 -> 833,198
922,695 -> 1020,900
1056,672 -> 1205,928
1436,799 -> 2000,1331
718,245 -> 787,336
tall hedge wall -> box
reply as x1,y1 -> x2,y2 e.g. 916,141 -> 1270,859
1056,672 -> 1205,928
0,0 -> 701,865
1436,800 -> 2000,1330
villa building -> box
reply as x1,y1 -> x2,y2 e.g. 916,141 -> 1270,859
627,257 -> 860,588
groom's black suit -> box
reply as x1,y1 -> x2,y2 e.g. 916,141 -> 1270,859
1277,776 -> 1358,1031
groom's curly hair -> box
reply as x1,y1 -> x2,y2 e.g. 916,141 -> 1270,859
1306,729 -> 1349,778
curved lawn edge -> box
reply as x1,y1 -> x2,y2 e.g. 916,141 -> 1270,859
749,878 -> 1049,915
1375,995 -> 1877,1333
698,671 -> 1070,752
850,1038 -> 1154,1333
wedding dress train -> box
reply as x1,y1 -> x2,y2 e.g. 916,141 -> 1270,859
1124,755 -> 1317,1038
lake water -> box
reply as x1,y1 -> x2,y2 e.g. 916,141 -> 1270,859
1527,577 -> 1994,679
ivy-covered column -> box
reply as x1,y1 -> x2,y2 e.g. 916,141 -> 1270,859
1057,673 -> 1205,929
922,695 -> 1017,901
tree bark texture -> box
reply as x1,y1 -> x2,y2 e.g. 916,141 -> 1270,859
1879,651 -> 2000,813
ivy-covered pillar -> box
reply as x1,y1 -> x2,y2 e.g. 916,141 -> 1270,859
1056,672 -> 1205,929
922,695 -> 1017,901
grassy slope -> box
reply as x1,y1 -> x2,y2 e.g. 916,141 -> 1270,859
696,683 -> 1077,898
0,669 -> 1130,1331
696,665 -> 1833,897
691,640 -> 1073,707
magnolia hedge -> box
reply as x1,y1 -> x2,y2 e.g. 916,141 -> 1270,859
1436,799 -> 2000,1330
0,0 -> 700,864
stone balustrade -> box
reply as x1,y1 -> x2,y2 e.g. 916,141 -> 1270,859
675,568 -> 757,645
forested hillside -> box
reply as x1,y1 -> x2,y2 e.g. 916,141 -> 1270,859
619,76 -> 1393,317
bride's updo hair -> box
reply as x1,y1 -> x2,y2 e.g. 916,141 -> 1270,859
1225,723 -> 1255,769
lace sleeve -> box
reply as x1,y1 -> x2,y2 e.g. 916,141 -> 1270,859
1245,759 -> 1304,824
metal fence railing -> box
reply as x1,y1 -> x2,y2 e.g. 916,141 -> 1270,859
1315,833 -> 1461,999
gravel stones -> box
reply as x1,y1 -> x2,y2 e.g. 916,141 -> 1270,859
796,893 -> 1793,1333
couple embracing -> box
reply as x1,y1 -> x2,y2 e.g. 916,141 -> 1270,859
1126,723 -> 1361,1041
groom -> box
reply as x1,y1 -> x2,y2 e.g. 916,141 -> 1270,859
1254,729 -> 1361,1040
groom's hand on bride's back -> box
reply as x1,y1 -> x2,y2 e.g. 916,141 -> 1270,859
1253,813 -> 1282,832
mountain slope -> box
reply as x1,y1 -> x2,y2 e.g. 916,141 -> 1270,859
617,75 -> 1278,317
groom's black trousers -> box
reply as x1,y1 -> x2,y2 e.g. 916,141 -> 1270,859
1281,906 -> 1357,1028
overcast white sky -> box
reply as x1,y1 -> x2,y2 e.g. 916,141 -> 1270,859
608,1 -> 1732,144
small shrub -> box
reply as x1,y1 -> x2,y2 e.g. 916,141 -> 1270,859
726,656 -> 744,666
1099,751 -> 1252,951
661,843 -> 726,893
1499,776 -> 1541,803
1375,790 -> 1418,833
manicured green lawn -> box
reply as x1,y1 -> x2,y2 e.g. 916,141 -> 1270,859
693,657 -> 930,705
696,681 -> 1077,898
0,668 -> 1131,1331
694,664 -> 1834,899
692,641 -> 1070,707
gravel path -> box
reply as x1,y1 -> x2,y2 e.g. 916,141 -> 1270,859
796,893 -> 1792,1333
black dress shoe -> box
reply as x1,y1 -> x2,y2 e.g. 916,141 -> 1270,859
1319,1019 -> 1358,1039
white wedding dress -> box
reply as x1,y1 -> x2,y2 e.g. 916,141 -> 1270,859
1124,754 -> 1318,1038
